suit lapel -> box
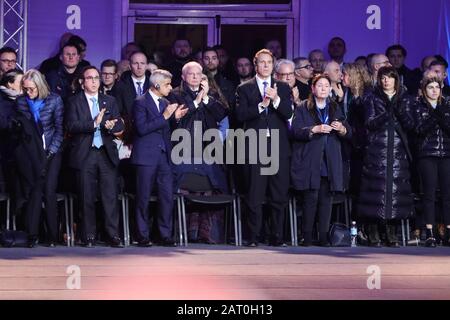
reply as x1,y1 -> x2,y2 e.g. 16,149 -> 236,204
250,78 -> 262,104
98,93 -> 108,114
79,93 -> 93,120
145,92 -> 160,115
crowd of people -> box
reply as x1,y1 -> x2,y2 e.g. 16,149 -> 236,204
0,33 -> 449,249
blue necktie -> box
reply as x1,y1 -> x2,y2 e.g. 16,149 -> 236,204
90,97 -> 103,148
263,81 -> 268,114
136,82 -> 143,96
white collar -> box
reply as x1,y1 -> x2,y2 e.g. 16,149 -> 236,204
131,75 -> 145,85
85,92 -> 99,103
149,89 -> 162,103
256,75 -> 271,86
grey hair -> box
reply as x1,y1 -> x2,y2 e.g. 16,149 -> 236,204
181,61 -> 202,76
149,69 -> 173,87
293,56 -> 309,69
274,59 -> 295,73
22,69 -> 50,99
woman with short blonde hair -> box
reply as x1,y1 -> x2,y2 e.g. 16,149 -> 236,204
15,68 -> 64,247
21,69 -> 51,100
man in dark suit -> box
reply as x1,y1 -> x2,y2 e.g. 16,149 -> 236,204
113,51 -> 151,116
66,66 -> 125,247
130,69 -> 188,247
235,49 -> 293,247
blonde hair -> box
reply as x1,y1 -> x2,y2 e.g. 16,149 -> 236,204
22,69 -> 50,99
253,49 -> 274,66
342,63 -> 371,97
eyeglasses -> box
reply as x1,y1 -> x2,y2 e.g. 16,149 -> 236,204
277,72 -> 295,77
23,86 -> 37,93
296,64 -> 313,70
84,76 -> 100,82
101,72 -> 116,77
1,59 -> 16,64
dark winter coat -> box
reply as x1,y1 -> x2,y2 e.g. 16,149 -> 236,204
290,99 -> 351,192
357,87 -> 415,220
413,96 -> 450,158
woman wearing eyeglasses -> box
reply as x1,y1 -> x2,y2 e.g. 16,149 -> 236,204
14,69 -> 64,247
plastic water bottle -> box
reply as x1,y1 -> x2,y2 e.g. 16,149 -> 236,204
350,221 -> 357,247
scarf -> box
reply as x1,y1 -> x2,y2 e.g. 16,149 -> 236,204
26,97 -> 45,123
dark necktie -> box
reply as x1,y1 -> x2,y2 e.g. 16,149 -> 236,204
158,98 -> 165,114
136,81 -> 143,96
263,81 -> 269,114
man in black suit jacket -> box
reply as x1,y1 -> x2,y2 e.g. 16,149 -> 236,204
235,49 -> 293,247
66,66 -> 125,247
113,51 -> 151,116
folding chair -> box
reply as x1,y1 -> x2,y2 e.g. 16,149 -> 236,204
177,173 -> 241,247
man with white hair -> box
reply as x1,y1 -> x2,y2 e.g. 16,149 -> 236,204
274,58 -> 301,107
131,69 -> 188,247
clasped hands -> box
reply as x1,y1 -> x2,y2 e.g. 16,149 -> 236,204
95,108 -> 118,131
311,121 -> 346,135
261,83 -> 279,108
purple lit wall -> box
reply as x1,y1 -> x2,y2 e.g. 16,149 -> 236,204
299,0 -> 449,69
26,0 -> 449,72
299,0 -> 396,62
27,0 -> 122,69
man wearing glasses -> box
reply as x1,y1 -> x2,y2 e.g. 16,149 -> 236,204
293,57 -> 314,101
0,46 -> 18,80
100,59 -> 119,96
66,66 -> 125,248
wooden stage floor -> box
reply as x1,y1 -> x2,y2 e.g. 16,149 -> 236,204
0,244 -> 449,300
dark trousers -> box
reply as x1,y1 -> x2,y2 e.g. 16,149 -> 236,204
301,177 -> 333,240
135,151 -> 173,241
77,147 -> 119,241
419,157 -> 450,225
25,152 -> 61,241
244,157 -> 289,243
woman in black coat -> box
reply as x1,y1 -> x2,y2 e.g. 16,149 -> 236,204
357,66 -> 415,247
14,69 -> 64,247
291,74 -> 351,246
413,77 -> 450,247
0,70 -> 23,193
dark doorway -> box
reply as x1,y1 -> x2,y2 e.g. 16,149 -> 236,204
134,23 -> 207,67
220,24 -> 286,62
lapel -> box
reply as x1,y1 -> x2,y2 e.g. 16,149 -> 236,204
79,93 -> 93,120
308,104 -> 322,125
144,92 -> 160,115
126,75 -> 137,98
98,93 -> 109,114
250,78 -> 262,104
